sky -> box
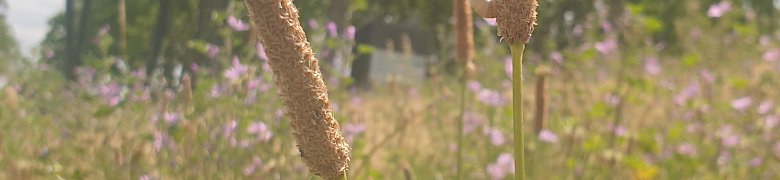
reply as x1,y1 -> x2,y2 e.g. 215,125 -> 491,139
6,0 -> 63,55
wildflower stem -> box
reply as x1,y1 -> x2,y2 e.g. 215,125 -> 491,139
457,73 -> 467,179
510,43 -> 526,180
332,173 -> 348,180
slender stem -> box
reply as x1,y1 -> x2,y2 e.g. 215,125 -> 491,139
331,173 -> 348,180
457,74 -> 467,179
510,43 -> 526,180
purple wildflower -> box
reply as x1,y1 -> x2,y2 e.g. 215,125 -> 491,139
326,21 -> 338,37
274,109 -> 284,122
153,131 -> 165,152
223,120 -> 238,139
538,129 -> 559,143
307,19 -> 319,29
163,112 -> 179,124
644,57 -> 661,75
206,43 -> 219,59
550,51 -> 563,65
98,83 -> 122,106
700,69 -> 714,84
463,111 -> 482,134
676,143 -> 697,156
707,1 -> 731,18
256,43 -> 268,61
766,115 -> 779,130
227,16 -> 249,31
190,63 -> 199,72
484,18 -> 497,26
485,127 -> 506,146
75,66 -> 96,85
350,96 -> 362,107
247,121 -> 273,142
731,96 -> 752,111
243,156 -> 263,176
717,152 -> 731,166
721,135 -> 739,148
604,93 -> 621,107
342,123 -> 367,143
467,80 -> 482,92
595,38 -> 617,55
477,89 -> 506,107
749,157 -> 763,167
758,100 -> 774,114
774,142 -> 780,157
673,82 -> 700,105
209,84 -> 222,98
344,25 -> 356,40
138,175 -> 152,180
764,49 -> 780,62
224,56 -> 248,81
613,125 -> 628,137
98,25 -> 110,37
486,153 -> 515,180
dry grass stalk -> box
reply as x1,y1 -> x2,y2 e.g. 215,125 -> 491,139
533,65 -> 550,135
244,0 -> 350,179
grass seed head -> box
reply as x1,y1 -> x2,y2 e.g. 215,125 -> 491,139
245,0 -> 350,179
496,0 -> 538,44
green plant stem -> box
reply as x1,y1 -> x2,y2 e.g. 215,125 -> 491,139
510,43 -> 526,180
331,173 -> 348,180
457,74 -> 467,180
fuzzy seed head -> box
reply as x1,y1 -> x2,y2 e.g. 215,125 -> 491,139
496,0 -> 538,44
244,0 -> 350,179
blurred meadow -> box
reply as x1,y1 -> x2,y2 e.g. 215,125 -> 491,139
1,0 -> 780,179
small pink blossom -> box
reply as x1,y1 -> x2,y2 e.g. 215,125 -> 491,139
467,80 -> 481,92
342,123 -> 366,143
763,49 -> 780,62
538,129 -> 559,143
550,51 -> 563,65
326,21 -> 338,37
765,115 -> 779,129
206,43 -> 219,59
707,1 -> 731,18
344,25 -> 356,40
677,143 -> 697,156
484,18 -> 497,26
595,38 -> 617,55
307,19 -> 319,29
247,121 -> 272,142
758,100 -> 774,114
484,127 -> 506,146
749,157 -> 763,167
227,16 -> 249,31
256,43 -> 268,61
644,57 -> 661,75
731,96 -> 752,111
486,153 -> 515,180
463,111 -> 482,134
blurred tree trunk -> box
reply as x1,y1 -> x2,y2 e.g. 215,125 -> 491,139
75,0 -> 92,63
350,24 -> 373,90
118,0 -> 127,59
145,0 -> 172,84
64,0 -> 78,80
